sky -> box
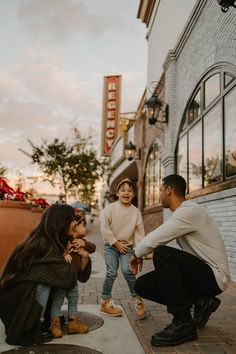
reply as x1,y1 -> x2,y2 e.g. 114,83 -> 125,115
0,0 -> 147,192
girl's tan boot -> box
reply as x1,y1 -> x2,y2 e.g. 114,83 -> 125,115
49,317 -> 63,338
67,315 -> 89,334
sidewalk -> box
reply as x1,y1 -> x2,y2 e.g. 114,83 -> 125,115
80,217 -> 236,354
1,217 -> 236,354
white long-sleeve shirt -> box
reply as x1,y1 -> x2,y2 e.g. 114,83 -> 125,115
135,200 -> 230,291
100,201 -> 145,247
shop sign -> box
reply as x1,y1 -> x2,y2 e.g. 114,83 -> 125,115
101,75 -> 121,155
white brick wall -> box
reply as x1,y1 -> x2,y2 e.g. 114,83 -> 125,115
165,0 -> 236,147
196,189 -> 236,280
163,0 -> 236,280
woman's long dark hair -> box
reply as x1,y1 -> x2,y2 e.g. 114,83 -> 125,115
0,203 -> 75,286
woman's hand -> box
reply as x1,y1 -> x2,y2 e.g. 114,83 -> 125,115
114,240 -> 129,254
64,253 -> 73,263
72,238 -> 85,249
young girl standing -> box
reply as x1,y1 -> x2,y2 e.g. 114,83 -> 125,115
100,178 -> 146,319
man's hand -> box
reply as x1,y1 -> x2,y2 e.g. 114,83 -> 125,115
129,255 -> 143,275
144,252 -> 153,260
114,240 -> 129,254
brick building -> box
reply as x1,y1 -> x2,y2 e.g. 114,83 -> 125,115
106,0 -> 236,281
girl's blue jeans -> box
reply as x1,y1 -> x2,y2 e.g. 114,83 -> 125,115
101,242 -> 138,299
50,284 -> 78,317
35,284 -> 51,322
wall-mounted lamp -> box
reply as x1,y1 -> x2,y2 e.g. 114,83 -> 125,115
125,141 -> 141,161
145,93 -> 169,125
217,0 -> 236,12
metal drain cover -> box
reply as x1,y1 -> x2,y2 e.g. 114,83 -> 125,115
61,311 -> 104,332
1,344 -> 104,353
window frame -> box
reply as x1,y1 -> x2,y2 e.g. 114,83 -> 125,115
176,64 -> 236,196
144,141 -> 163,208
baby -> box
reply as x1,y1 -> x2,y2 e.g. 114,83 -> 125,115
50,214 -> 96,338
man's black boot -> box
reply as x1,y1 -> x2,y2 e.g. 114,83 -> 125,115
40,321 -> 52,343
193,297 -> 221,329
151,306 -> 197,347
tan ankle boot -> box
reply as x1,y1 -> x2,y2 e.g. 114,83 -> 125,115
100,299 -> 123,317
67,315 -> 89,334
50,317 -> 63,338
133,296 -> 147,320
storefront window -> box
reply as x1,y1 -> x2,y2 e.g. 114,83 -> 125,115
204,73 -> 220,108
225,87 -> 236,177
177,135 -> 187,182
204,104 -> 222,186
189,122 -> 202,191
187,90 -> 201,125
144,142 -> 163,207
177,67 -> 236,194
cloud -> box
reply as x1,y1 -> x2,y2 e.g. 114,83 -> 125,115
17,0 -> 124,42
0,141 -> 32,169
0,104 -> 100,169
0,55 -> 101,169
0,53 -> 145,170
0,73 -> 20,100
0,47 -> 100,130
14,53 -> 100,115
0,0 -> 147,178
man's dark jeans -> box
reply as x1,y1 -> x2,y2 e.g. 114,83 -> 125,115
135,245 -> 222,307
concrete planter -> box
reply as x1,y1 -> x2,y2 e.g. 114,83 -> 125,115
0,200 -> 44,272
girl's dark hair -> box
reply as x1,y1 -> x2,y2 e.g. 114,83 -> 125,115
162,174 -> 186,197
74,214 -> 87,226
0,203 -> 75,286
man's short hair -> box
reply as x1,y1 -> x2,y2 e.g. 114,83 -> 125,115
115,178 -> 135,193
162,174 -> 186,197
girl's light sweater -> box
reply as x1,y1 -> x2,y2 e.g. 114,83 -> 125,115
100,201 -> 145,247
135,200 -> 230,291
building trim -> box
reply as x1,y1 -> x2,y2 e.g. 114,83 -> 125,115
163,0 -> 207,71
137,0 -> 157,27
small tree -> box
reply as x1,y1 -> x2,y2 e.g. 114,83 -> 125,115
28,130 -> 104,203
0,165 -> 7,177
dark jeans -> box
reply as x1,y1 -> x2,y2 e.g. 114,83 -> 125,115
135,245 -> 222,308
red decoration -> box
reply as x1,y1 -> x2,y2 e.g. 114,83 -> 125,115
0,177 -> 48,208
31,198 -> 49,208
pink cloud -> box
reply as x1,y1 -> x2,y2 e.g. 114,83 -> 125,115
17,0 -> 123,42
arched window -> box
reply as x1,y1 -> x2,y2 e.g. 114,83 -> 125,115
144,141 -> 164,207
176,65 -> 236,194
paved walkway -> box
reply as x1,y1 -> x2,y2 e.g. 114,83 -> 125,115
1,217 -> 236,354
80,218 -> 236,354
